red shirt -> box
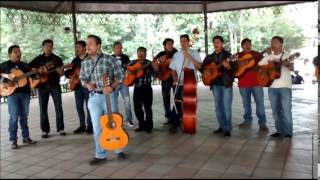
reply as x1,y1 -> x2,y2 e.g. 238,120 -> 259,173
237,50 -> 263,88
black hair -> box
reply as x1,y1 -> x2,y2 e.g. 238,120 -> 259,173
241,38 -> 251,45
8,45 -> 20,55
137,47 -> 147,53
42,39 -> 53,46
87,34 -> 102,45
180,34 -> 190,41
212,35 -> 224,43
272,36 -> 284,44
163,38 -> 174,46
76,40 -> 86,47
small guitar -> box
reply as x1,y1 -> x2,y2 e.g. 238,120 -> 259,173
154,55 -> 172,81
67,67 -> 81,91
257,52 -> 300,87
123,60 -> 153,86
0,68 -> 43,96
29,63 -> 73,89
99,73 -> 129,151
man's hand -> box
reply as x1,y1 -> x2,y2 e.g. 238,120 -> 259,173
152,60 -> 159,72
56,66 -> 64,76
222,60 -> 231,70
103,86 -> 113,95
85,82 -> 96,91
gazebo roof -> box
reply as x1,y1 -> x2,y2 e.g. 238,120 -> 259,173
0,1 -> 311,14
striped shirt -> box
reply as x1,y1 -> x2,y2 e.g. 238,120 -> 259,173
130,59 -> 155,87
79,51 -> 124,91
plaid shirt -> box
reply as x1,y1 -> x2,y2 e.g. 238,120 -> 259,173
79,51 -> 124,91
131,59 -> 155,87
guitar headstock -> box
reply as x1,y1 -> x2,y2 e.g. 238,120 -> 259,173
290,52 -> 300,60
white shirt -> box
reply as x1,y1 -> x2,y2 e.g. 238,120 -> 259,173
169,48 -> 202,85
258,52 -> 293,88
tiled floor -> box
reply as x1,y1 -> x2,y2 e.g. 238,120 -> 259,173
0,83 -> 317,179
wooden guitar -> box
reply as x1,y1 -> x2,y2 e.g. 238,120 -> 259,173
257,52 -> 300,87
0,68 -> 42,96
67,67 -> 81,91
234,50 -> 267,77
29,63 -> 73,89
154,55 -> 172,81
123,60 -> 153,86
99,73 -> 129,151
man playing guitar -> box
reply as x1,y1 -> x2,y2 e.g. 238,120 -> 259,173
258,36 -> 294,139
0,45 -> 37,149
236,38 -> 268,132
79,35 -> 127,165
154,38 -> 177,126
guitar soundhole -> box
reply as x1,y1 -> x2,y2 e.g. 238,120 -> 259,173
107,137 -> 120,142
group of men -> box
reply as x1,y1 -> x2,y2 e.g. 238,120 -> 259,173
1,33 -> 299,165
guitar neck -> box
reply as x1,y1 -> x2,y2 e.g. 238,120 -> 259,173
105,93 -> 114,126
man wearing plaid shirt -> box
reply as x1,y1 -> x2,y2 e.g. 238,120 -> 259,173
79,35 -> 127,165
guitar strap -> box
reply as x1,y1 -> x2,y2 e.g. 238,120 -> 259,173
88,53 -> 103,80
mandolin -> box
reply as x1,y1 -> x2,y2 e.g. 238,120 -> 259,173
0,68 -> 43,96
123,60 -> 153,86
29,63 -> 73,89
257,52 -> 300,87
99,73 -> 129,151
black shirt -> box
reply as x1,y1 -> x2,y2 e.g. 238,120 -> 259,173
29,53 -> 63,88
0,60 -> 31,94
112,54 -> 131,71
202,49 -> 235,87
65,54 -> 87,78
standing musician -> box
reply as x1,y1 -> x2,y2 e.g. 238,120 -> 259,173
79,35 -> 127,165
132,47 -> 158,134
258,36 -> 294,139
0,45 -> 37,149
65,40 -> 93,134
29,39 -> 66,138
202,35 -> 235,137
168,34 -> 202,134
236,38 -> 268,132
111,41 -> 134,127
155,38 -> 178,126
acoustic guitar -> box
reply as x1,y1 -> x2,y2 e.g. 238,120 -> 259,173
0,68 -> 43,96
257,52 -> 300,87
123,60 -> 153,86
99,73 -> 129,151
154,55 -> 172,81
67,67 -> 81,91
29,63 -> 73,89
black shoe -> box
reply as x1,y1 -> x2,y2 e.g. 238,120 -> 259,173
271,132 -> 281,137
22,138 -> 37,145
11,141 -> 19,149
169,126 -> 178,134
86,126 -> 93,134
59,130 -> 67,136
135,127 -> 144,132
284,134 -> 292,139
74,126 -> 86,134
213,128 -> 223,134
89,158 -> 107,165
224,131 -> 231,137
117,152 -> 127,160
41,132 -> 49,138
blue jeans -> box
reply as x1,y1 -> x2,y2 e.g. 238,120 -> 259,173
111,83 -> 133,123
239,87 -> 266,126
268,88 -> 293,136
75,86 -> 91,127
7,92 -> 30,142
88,92 -> 122,159
211,85 -> 233,132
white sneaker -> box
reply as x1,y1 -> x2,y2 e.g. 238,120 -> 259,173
127,121 -> 135,127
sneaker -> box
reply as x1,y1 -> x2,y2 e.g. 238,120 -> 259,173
86,126 -> 93,134
59,130 -> 67,136
238,122 -> 251,129
11,141 -> 19,149
89,157 -> 107,165
73,126 -> 86,134
22,138 -> 37,145
259,125 -> 269,132
117,152 -> 127,160
41,132 -> 49,138
213,128 -> 223,134
224,131 -> 231,137
270,132 -> 281,138
127,121 -> 135,127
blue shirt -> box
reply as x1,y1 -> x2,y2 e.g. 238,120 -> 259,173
169,48 -> 202,85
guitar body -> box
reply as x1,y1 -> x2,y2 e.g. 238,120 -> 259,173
68,68 -> 81,91
123,62 -> 144,86
99,110 -> 129,150
235,53 -> 256,77
201,62 -> 221,86
256,62 -> 280,87
29,74 -> 48,89
315,65 -> 318,81
182,68 -> 197,134
0,69 -> 28,96
157,63 -> 171,81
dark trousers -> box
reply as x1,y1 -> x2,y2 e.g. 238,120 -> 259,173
170,85 -> 183,128
38,85 -> 64,133
75,86 -> 92,128
133,84 -> 153,130
161,77 -> 173,119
